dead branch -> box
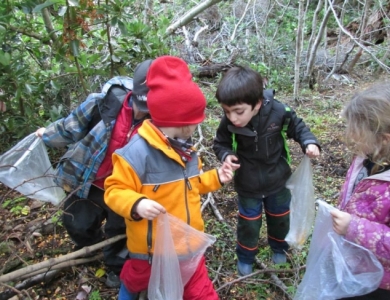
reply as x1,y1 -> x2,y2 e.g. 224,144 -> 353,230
201,192 -> 224,221
327,0 -> 390,73
18,253 -> 104,280
216,264 -> 305,293
0,270 -> 60,300
166,0 -> 222,35
0,234 -> 125,284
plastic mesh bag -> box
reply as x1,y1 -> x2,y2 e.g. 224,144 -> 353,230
0,133 -> 65,205
148,213 -> 216,300
294,200 -> 384,300
285,155 -> 315,249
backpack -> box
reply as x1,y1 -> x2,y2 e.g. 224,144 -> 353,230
87,77 -> 133,131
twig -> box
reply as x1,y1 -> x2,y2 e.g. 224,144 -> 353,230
216,265 -> 305,292
0,234 -> 125,283
201,192 -> 224,221
255,258 -> 293,300
212,262 -> 223,284
230,0 -> 252,41
326,0 -> 390,72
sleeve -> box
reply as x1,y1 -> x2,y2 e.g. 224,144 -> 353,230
286,106 -> 321,153
197,168 -> 223,195
104,153 -> 148,221
345,190 -> 390,265
42,93 -> 101,148
212,115 -> 236,162
346,215 -> 390,264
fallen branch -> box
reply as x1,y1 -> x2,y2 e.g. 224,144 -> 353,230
166,0 -> 222,35
18,253 -> 103,280
0,270 -> 60,300
201,192 -> 224,221
0,234 -> 125,283
216,265 -> 305,293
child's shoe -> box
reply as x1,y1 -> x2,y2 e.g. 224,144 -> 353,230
237,260 -> 253,276
272,252 -> 287,264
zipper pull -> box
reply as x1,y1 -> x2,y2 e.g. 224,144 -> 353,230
183,169 -> 192,190
126,125 -> 135,142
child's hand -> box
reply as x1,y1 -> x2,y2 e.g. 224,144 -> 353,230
305,144 -> 320,158
136,199 -> 166,220
36,127 -> 46,138
330,209 -> 352,235
218,162 -> 234,183
224,155 -> 241,171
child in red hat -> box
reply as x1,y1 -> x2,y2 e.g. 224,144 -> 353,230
104,55 -> 233,300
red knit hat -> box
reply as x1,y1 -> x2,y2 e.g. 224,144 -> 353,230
146,56 -> 206,127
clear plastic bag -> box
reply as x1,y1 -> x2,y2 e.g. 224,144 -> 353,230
294,200 -> 384,300
285,155 -> 315,249
148,213 -> 216,300
0,133 -> 65,205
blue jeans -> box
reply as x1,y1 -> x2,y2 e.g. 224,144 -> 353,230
118,283 -> 138,300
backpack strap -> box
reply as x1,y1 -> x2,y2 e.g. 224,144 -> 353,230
87,84 -> 131,132
281,106 -> 292,165
99,85 -> 130,125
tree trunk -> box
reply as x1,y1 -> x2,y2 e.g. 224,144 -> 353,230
347,0 -> 373,73
293,0 -> 306,101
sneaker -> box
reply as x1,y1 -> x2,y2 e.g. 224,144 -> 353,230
272,252 -> 287,264
106,271 -> 121,288
237,260 -> 253,276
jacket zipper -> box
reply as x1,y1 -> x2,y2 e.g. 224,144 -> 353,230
126,124 -> 135,142
183,168 -> 192,225
254,129 -> 258,151
147,220 -> 153,264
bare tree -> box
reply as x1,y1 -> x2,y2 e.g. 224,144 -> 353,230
293,0 -> 307,101
347,0 -> 373,73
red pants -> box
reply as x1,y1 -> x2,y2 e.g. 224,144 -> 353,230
120,256 -> 219,299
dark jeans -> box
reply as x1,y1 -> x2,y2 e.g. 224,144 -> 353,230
63,185 -> 126,274
338,288 -> 390,300
236,187 -> 291,264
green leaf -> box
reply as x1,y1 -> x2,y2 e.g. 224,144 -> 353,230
68,0 -> 80,6
95,268 -> 106,278
70,40 -> 80,57
32,0 -> 63,13
0,51 -> 11,66
21,206 -> 30,216
50,80 -> 60,90
117,19 -> 127,35
112,55 -> 121,63
25,84 -> 32,94
58,6 -> 67,16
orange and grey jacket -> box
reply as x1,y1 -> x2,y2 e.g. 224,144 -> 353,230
104,119 -> 222,260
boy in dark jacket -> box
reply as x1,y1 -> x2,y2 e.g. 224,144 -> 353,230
35,59 -> 153,287
213,66 -> 321,276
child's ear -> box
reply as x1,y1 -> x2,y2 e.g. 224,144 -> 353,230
255,100 -> 262,110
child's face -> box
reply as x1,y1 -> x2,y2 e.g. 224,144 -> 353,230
176,124 -> 198,141
221,101 -> 261,127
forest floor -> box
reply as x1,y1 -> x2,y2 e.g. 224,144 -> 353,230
0,71 -> 388,300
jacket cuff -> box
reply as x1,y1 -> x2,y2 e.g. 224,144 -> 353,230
131,198 -> 146,221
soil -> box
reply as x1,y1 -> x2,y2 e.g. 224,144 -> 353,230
0,72 -> 387,300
